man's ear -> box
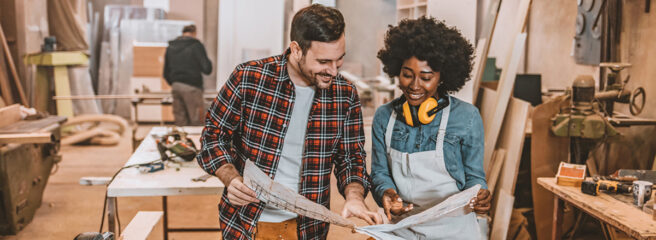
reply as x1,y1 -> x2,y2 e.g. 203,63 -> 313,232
289,41 -> 302,60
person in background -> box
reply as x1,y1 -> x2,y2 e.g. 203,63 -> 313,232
163,24 -> 212,126
197,4 -> 381,240
370,16 -> 491,239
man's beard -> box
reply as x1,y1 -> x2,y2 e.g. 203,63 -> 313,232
297,56 -> 332,89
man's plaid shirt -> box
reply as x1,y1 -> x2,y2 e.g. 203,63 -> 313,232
197,50 -> 371,240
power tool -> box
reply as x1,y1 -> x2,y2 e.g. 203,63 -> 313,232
155,128 -> 197,162
581,179 -> 633,196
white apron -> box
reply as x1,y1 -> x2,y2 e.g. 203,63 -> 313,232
384,99 -> 480,240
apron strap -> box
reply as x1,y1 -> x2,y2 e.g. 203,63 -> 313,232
385,111 -> 396,154
435,96 -> 451,150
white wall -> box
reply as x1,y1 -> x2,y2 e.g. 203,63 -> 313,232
217,0 -> 285,90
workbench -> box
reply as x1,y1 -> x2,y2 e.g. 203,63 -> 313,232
106,126 -> 224,239
537,177 -> 656,240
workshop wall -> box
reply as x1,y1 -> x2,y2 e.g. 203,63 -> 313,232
526,0 -> 656,172
337,0 -> 396,77
526,0 -> 598,91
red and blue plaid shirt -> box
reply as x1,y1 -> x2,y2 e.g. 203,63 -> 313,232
198,50 -> 371,240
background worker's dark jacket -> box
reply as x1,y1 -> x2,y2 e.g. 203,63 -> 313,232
163,36 -> 212,89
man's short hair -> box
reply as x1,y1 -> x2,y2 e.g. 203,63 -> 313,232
290,4 -> 345,54
182,24 -> 197,34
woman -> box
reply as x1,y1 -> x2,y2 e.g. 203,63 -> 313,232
371,16 -> 491,239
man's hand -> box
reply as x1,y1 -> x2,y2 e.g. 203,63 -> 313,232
472,189 -> 491,214
381,188 -> 413,221
340,183 -> 382,225
226,176 -> 260,206
216,164 -> 260,206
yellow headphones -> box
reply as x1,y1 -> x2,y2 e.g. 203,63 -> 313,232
397,96 -> 449,127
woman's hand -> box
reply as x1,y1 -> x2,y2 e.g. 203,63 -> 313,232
382,188 -> 413,221
472,189 -> 491,214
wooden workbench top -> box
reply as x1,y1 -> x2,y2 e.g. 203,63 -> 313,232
538,177 -> 656,240
107,126 -> 224,197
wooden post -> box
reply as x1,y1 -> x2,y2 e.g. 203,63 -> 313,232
552,197 -> 563,240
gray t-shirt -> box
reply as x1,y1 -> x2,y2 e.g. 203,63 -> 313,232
258,84 -> 315,222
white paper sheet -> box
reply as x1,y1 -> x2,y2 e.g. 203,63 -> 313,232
243,160 -> 356,228
243,160 -> 481,239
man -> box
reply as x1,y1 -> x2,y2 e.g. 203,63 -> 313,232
163,24 -> 212,126
198,4 -> 381,240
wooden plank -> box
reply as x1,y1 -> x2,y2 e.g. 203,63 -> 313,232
119,211 -> 163,240
482,0 -> 532,175
0,116 -> 66,134
490,190 -> 514,240
494,97 -> 530,194
471,0 -> 501,104
0,39 -> 14,105
476,87 -> 496,128
0,104 -> 21,128
79,176 -> 112,186
489,95 -> 530,240
483,32 -> 527,174
0,24 -> 27,106
486,148 -> 506,194
531,95 -> 570,240
470,38 -> 487,103
0,132 -> 54,144
132,45 -> 166,77
538,178 -> 656,240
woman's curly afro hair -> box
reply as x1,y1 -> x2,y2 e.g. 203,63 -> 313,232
377,16 -> 474,96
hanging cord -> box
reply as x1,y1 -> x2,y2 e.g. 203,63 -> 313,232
98,158 -> 162,234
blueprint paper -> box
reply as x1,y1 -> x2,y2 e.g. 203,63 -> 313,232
243,160 -> 480,239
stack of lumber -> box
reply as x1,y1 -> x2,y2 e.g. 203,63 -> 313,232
472,0 -> 533,239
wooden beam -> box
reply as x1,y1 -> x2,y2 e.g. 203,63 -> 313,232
0,24 -> 27,106
119,211 -> 163,240
0,132 -> 54,144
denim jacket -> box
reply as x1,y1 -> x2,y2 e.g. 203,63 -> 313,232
370,96 -> 487,206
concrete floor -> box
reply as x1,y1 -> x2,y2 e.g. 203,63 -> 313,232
0,122 -> 379,240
